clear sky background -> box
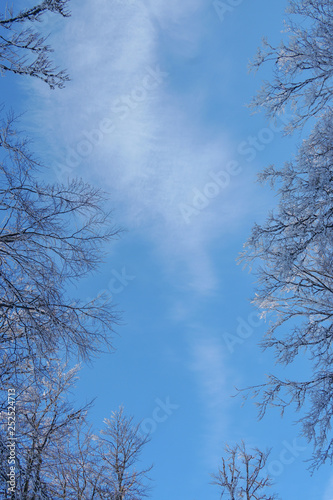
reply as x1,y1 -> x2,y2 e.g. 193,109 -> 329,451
5,1 -> 333,499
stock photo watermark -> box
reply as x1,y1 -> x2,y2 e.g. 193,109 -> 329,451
264,438 -> 307,478
223,311 -> 262,353
179,112 -> 293,224
6,388 -> 16,496
213,0 -> 246,23
179,161 -> 242,224
87,267 -> 135,304
237,114 -> 291,162
139,397 -> 179,436
107,268 -> 135,295
54,65 -> 169,179
84,267 -> 135,317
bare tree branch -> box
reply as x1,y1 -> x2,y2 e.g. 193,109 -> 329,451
211,442 -> 279,500
0,1 -> 71,88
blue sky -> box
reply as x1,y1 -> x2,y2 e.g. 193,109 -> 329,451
6,0 -> 333,498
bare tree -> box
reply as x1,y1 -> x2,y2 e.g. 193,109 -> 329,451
0,361 -> 92,499
49,419 -> 104,499
211,442 -> 278,500
240,0 -> 333,471
240,113 -> 333,470
0,112 -> 120,381
98,406 -> 152,500
0,0 -> 70,88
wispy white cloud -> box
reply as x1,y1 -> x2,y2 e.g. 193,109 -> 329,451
25,0 -> 257,295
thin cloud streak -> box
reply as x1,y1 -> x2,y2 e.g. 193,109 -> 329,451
188,328 -> 232,467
